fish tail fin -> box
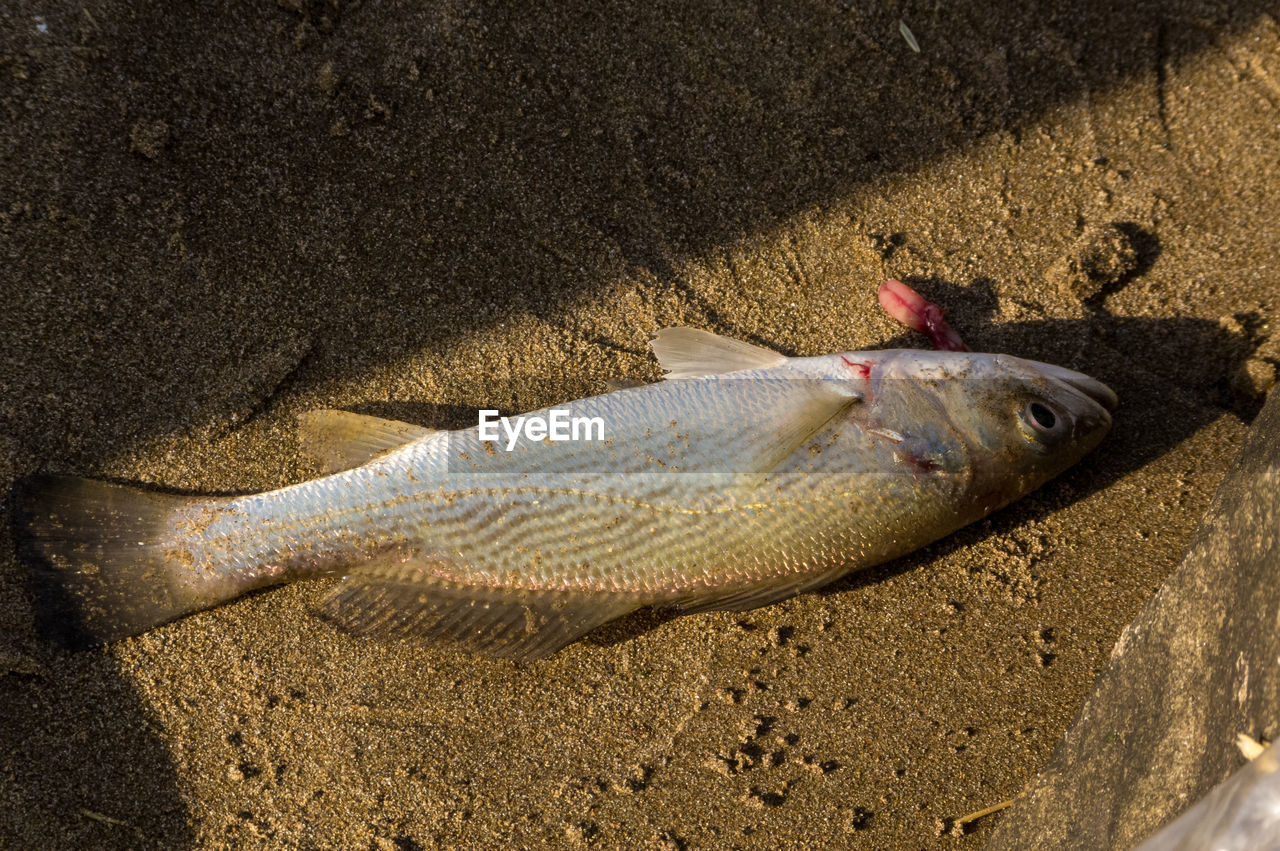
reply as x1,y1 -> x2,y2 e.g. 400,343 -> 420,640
15,474 -> 228,647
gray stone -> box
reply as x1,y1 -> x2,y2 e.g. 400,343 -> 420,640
987,389 -> 1280,850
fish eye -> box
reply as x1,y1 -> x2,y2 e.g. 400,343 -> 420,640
1019,399 -> 1069,446
1028,402 -> 1056,430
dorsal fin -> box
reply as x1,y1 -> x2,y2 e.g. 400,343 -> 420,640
297,410 -> 439,474
650,328 -> 788,379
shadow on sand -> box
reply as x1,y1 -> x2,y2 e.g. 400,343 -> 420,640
1,0 -> 1275,844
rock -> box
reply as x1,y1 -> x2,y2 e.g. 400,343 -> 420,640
129,119 -> 169,159
1231,357 -> 1278,400
987,388 -> 1280,849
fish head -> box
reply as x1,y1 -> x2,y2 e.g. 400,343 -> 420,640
872,349 -> 1116,507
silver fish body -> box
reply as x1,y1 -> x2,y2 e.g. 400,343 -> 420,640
22,333 -> 1115,658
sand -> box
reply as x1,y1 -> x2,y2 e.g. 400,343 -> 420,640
2,0 -> 1279,847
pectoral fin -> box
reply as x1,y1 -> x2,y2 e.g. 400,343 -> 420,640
297,410 -> 440,474
742,383 -> 862,475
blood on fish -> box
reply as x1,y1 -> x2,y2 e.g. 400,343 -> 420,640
878,279 -> 970,352
840,356 -> 872,379
898,450 -> 941,474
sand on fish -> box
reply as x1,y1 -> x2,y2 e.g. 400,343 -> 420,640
2,1 -> 1278,847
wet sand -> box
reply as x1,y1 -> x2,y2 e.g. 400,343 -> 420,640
2,1 -> 1279,847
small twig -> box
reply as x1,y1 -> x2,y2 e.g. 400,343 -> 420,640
957,797 -> 1014,825
79,808 -> 145,841
943,798 -> 1015,835
79,808 -> 131,828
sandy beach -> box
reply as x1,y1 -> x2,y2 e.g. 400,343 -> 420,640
3,1 -> 1279,847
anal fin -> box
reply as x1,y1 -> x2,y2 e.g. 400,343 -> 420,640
674,566 -> 852,615
318,556 -> 646,660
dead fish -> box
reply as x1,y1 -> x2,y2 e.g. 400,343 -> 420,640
18,281 -> 1116,659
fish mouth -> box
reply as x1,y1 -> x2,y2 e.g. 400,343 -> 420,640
1026,360 -> 1119,412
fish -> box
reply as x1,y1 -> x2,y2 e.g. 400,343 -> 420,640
17,281 -> 1117,659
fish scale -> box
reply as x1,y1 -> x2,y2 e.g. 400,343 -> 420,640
19,289 -> 1117,659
